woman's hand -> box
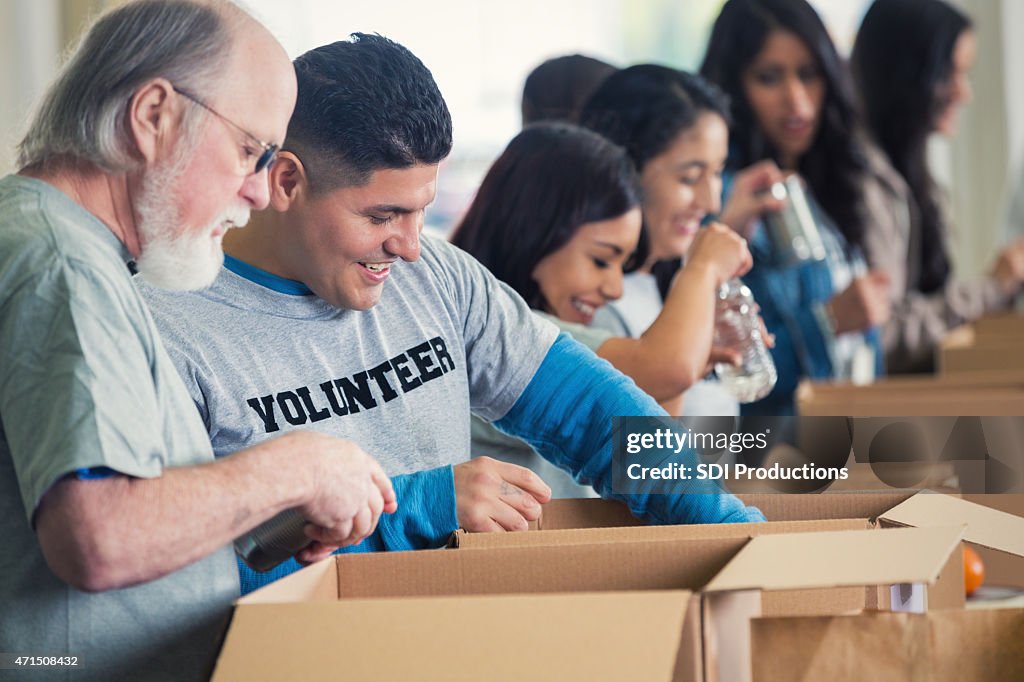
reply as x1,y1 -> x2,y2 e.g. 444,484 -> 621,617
826,270 -> 892,334
718,160 -> 787,239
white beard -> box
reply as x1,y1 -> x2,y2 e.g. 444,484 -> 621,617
134,158 -> 251,291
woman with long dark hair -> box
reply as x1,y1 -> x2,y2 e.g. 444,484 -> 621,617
852,0 -> 1024,373
579,64 -> 780,416
452,123 -> 751,495
699,0 -> 891,415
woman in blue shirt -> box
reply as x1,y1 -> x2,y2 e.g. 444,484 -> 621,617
700,0 -> 892,415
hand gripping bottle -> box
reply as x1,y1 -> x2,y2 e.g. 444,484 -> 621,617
714,278 -> 778,403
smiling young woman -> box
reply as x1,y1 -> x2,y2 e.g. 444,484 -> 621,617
452,122 -> 751,496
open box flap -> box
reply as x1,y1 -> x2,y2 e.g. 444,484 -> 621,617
704,526 -> 964,593
880,491 -> 1024,558
214,591 -> 690,682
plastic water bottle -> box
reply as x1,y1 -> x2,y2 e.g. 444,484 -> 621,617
714,278 -> 778,403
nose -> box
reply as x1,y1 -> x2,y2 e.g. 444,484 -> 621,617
695,176 -> 721,215
239,168 -> 272,210
600,267 -> 624,301
784,78 -> 813,117
383,212 -> 422,262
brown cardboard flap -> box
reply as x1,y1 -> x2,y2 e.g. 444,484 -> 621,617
335,538 -> 747,599
454,518 -> 869,550
881,492 -> 1024,558
750,608 -> 1024,682
538,497 -> 642,529
736,491 -> 918,520
705,526 -> 964,593
528,493 -> 918,532
236,554 -> 338,604
796,379 -> 1024,416
214,592 -> 689,682
974,314 -> 1024,338
449,521 -> 868,618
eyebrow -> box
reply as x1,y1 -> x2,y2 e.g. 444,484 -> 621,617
360,204 -> 417,215
671,160 -> 707,173
593,240 -> 625,255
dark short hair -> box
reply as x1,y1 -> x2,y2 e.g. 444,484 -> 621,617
579,65 -> 731,172
700,0 -> 871,251
450,123 -> 642,310
852,0 -> 971,293
521,54 -> 617,126
284,33 -> 453,193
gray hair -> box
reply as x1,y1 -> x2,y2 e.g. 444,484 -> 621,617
17,0 -> 236,173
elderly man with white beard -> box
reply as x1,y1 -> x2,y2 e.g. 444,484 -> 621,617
0,2 -> 396,680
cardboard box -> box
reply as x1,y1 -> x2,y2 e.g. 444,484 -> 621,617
213,525 -> 963,682
450,518 -> 870,551
451,518 -> 875,618
974,313 -> 1024,338
881,493 -> 1024,591
503,491 -> 1024,607
796,377 -> 1024,416
699,525 -> 964,681
749,608 -> 1024,681
214,591 -> 690,682
527,492 -> 918,531
940,317 -> 1024,374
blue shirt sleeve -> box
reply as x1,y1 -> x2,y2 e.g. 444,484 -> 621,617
236,466 -> 458,595
495,334 -> 765,525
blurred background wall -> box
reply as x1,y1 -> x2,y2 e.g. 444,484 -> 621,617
1,0 -> 1019,276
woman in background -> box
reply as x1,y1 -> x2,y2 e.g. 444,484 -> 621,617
699,0 -> 890,415
579,64 -> 786,416
852,0 -> 1024,373
452,123 -> 750,496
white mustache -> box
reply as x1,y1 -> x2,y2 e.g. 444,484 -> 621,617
219,205 -> 251,230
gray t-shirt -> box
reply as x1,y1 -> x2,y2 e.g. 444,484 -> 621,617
0,175 -> 238,681
139,235 -> 558,477
470,311 -> 608,498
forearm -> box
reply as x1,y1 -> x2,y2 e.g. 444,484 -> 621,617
498,335 -> 764,525
885,276 -> 1011,373
599,264 -> 718,400
36,433 -> 315,592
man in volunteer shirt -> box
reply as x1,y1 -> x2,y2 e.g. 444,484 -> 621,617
140,33 -> 765,595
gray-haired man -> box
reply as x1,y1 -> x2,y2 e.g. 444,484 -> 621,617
0,2 -> 395,679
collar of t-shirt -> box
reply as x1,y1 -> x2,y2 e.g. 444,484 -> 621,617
223,254 -> 312,295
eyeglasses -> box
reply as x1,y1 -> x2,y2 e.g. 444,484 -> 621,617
173,86 -> 279,174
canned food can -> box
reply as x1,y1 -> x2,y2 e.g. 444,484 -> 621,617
763,175 -> 827,265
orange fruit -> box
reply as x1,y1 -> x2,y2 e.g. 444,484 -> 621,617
964,544 -> 985,597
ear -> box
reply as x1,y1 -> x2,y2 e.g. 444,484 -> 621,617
128,78 -> 181,166
268,151 -> 309,211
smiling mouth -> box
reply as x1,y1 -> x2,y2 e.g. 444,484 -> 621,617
571,298 -> 599,318
675,220 -> 702,235
359,261 -> 391,273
